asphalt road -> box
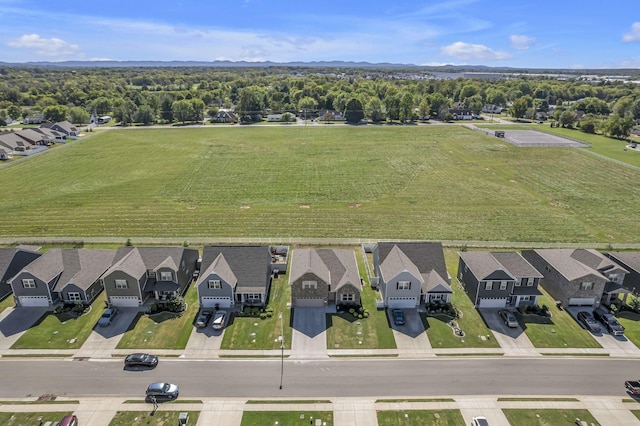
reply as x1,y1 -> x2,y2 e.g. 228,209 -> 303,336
1,357 -> 637,399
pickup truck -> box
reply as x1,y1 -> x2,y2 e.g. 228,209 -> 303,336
625,380 -> 640,395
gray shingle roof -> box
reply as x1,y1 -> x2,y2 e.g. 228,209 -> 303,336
290,249 -> 360,292
607,252 -> 640,273
376,242 -> 448,280
459,251 -> 513,281
490,252 -> 543,278
290,249 -> 331,284
106,246 -> 196,282
198,246 -> 270,293
531,249 -> 604,281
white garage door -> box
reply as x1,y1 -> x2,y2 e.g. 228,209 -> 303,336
294,298 -> 325,308
201,296 -> 232,308
387,297 -> 418,309
478,298 -> 508,308
110,296 -> 140,307
569,297 -> 596,306
18,296 -> 49,307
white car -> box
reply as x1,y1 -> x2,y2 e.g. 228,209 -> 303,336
471,416 -> 489,426
212,311 -> 226,330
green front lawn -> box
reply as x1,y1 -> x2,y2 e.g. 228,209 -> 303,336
326,249 -> 396,350
502,409 -> 600,425
241,411 -> 333,426
426,250 -> 500,349
116,285 -> 198,350
377,409 -> 464,426
0,412 -> 73,425
109,411 -> 199,426
0,293 -> 14,313
520,289 -> 600,348
12,293 -> 106,349
221,269 -> 292,350
615,310 -> 640,348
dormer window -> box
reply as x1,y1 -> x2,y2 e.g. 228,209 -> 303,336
160,271 -> 173,281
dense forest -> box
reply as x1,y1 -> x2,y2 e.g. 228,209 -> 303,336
1,66 -> 639,137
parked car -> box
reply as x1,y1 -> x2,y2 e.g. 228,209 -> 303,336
97,307 -> 118,327
212,311 -> 226,330
124,353 -> 158,368
146,382 -> 179,400
195,310 -> 213,328
499,310 -> 518,328
392,309 -> 405,325
58,415 -> 78,426
626,380 -> 640,395
577,311 -> 602,333
471,416 -> 489,426
593,307 -> 625,336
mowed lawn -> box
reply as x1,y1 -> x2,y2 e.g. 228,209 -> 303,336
1,126 -> 640,243
377,409 -> 465,426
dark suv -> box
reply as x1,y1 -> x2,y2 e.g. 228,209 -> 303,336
593,307 -> 625,336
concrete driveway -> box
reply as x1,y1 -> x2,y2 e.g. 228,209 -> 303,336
74,308 -> 139,357
479,308 -> 538,356
389,308 -> 432,357
291,307 -> 327,359
566,307 -> 640,357
185,310 -> 226,354
0,306 -> 49,350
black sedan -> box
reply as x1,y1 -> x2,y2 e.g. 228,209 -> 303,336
124,353 -> 158,368
577,311 -> 602,333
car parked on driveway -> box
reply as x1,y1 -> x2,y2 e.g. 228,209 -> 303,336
471,416 -> 489,426
195,310 -> 212,328
392,309 -> 405,325
97,307 -> 118,327
593,307 -> 625,336
212,311 -> 226,330
124,353 -> 158,368
577,311 -> 601,333
146,382 -> 179,400
499,309 -> 518,328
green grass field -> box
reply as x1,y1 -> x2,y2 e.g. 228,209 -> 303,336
241,410 -> 333,426
1,126 -> 640,243
502,408 -> 600,425
376,409 -> 465,426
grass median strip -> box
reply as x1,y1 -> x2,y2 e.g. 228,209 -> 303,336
377,409 -> 464,426
109,411 -> 200,426
502,408 -> 600,425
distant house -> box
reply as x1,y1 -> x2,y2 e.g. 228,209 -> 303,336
522,249 -> 629,308
457,251 -> 543,308
0,132 -> 32,153
213,110 -> 238,123
373,242 -> 452,308
9,249 -> 116,307
16,128 -> 51,146
33,127 -> 67,143
449,109 -> 473,120
23,114 -> 44,125
90,115 -> 111,125
42,121 -> 79,139
100,246 -> 199,307
482,104 -> 503,114
0,247 -> 41,301
267,114 -> 283,122
606,252 -> 640,294
289,248 -> 361,308
0,147 -> 11,160
318,110 -> 345,122
196,245 -> 275,308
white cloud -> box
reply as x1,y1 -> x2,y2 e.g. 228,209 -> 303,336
440,41 -> 511,61
623,22 -> 640,42
510,34 -> 535,50
7,33 -> 80,58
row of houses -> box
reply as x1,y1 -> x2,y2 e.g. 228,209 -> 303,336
2,243 -> 639,312
0,121 -> 79,160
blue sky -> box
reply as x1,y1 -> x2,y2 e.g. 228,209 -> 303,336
1,0 -> 639,69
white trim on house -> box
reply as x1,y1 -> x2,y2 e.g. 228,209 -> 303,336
18,295 -> 49,307
477,298 -> 508,308
110,295 -> 140,307
201,296 -> 232,308
386,296 -> 418,308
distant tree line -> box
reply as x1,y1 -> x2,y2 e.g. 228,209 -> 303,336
0,66 -> 639,136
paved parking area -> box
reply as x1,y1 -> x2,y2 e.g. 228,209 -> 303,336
291,307 -> 328,358
0,306 -> 49,349
388,309 -> 432,357
566,307 -> 640,357
479,308 -> 538,356
74,308 -> 139,357
185,311 -> 226,354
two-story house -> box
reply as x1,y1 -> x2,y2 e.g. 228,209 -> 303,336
522,249 -> 629,308
101,246 -> 199,307
0,247 -> 41,301
606,252 -> 640,295
457,251 -> 543,308
289,248 -> 361,308
373,242 -> 452,309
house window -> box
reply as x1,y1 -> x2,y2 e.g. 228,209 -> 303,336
68,292 -> 81,302
580,281 -> 594,290
526,278 -> 534,287
397,281 -> 411,290
515,279 -> 522,287
208,280 -> 221,289
499,281 -> 508,290
463,264 -> 468,273
608,273 -> 620,283
520,295 -> 531,301
302,280 -> 317,289
22,279 -> 36,288
485,282 -> 493,290
341,293 -> 355,302
160,271 -> 173,281
246,293 -> 262,301
115,279 -> 128,289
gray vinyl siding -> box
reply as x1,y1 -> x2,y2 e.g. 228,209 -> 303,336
177,249 -> 199,295
103,271 -> 143,301
0,250 -> 41,301
10,272 -> 52,302
457,257 -> 479,306
59,281 -> 103,304
477,271 -> 514,299
382,271 -> 421,304
197,274 -> 234,300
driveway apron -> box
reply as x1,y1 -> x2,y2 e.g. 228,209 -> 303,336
74,308 -> 139,357
0,306 -> 49,350
390,309 -> 433,358
291,307 -> 328,359
479,308 -> 539,356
